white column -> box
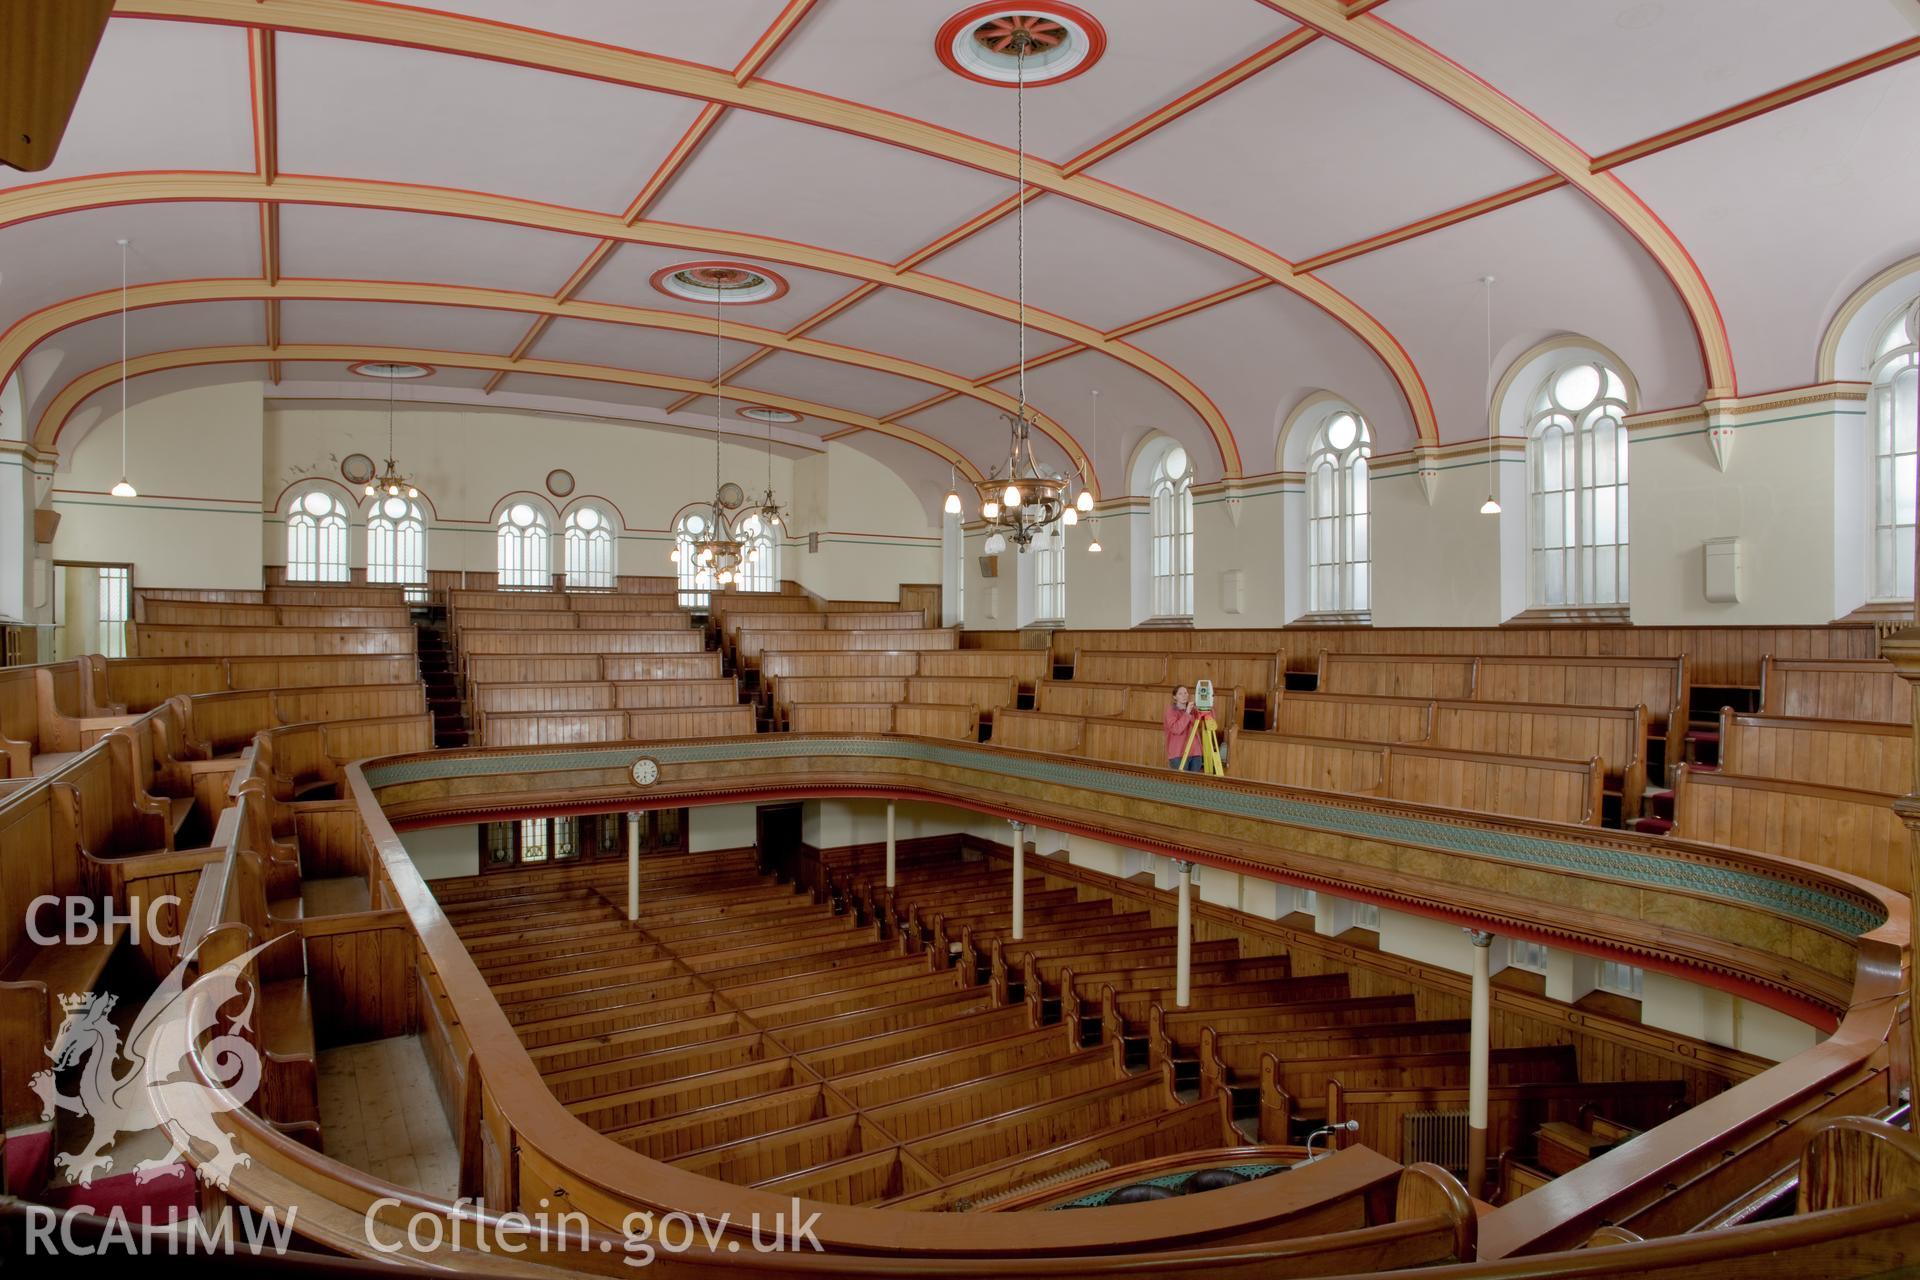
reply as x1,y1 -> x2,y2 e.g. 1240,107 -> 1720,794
626,811 -> 641,922
1467,929 -> 1493,1195
884,800 -> 897,889
1008,820 -> 1025,941
1175,860 -> 1194,1009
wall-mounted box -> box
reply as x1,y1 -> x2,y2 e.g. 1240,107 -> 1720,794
1704,537 -> 1741,603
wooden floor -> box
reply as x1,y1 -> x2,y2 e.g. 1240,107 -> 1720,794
316,1036 -> 458,1197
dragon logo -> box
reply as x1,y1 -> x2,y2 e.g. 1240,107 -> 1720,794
31,936 -> 280,1189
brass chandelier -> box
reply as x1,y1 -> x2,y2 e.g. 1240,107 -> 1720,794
670,281 -> 745,588
971,25 -> 1089,554
362,370 -> 418,501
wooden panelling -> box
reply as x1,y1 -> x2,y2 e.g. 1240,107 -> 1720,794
460,630 -> 704,656
1759,658 -> 1909,723
1237,733 -> 1389,793
1719,713 -> 1910,794
1319,653 -> 1478,699
890,704 -> 980,741
627,705 -> 756,740
788,704 -> 895,735
132,624 -> 415,658
1671,766 -> 1909,891
1272,691 -> 1431,743
1046,624 -> 1875,688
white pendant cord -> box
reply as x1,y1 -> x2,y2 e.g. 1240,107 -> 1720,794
712,284 -> 724,501
1482,275 -> 1497,509
118,239 -> 129,484
1015,41 -> 1027,426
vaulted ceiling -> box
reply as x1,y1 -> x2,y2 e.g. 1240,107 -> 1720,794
6,0 -> 1919,497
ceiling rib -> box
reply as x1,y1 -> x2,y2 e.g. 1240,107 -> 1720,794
37,342 -> 990,481
1260,0 -> 1736,396
4,276 -> 1089,485
115,0 -> 1451,466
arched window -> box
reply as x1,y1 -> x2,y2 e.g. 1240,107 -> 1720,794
737,513 -> 779,593
563,504 -> 617,589
286,488 -> 350,582
1307,408 -> 1372,614
1032,518 -> 1065,623
366,494 -> 426,588
496,501 -> 551,589
1869,304 -> 1918,601
1528,361 -> 1630,608
1149,444 -> 1194,618
674,511 -> 717,608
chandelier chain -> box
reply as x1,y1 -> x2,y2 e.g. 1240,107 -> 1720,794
119,239 -> 128,480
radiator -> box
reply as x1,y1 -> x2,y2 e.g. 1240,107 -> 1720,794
1403,1110 -> 1471,1173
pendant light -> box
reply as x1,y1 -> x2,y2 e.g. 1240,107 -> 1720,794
109,239 -> 137,498
971,31 -> 1069,548
364,372 -> 418,500
943,463 -> 963,516
1478,275 -> 1501,516
677,281 -> 744,587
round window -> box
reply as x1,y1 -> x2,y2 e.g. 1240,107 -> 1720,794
1164,446 -> 1189,481
1552,364 -> 1602,412
509,504 -> 535,528
576,508 -> 600,531
1325,413 -> 1357,451
382,496 -> 409,520
302,492 -> 333,516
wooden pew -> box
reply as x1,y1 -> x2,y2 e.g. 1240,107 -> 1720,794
1718,711 -> 1911,794
1072,651 -> 1281,715
768,677 -> 908,726
1321,1075 -> 1687,1165
1035,680 -> 1243,727
736,628 -> 958,668
761,652 -> 924,683
459,630 -> 705,656
265,586 -> 407,607
1667,764 -> 1908,891
890,704 -> 980,741
1318,653 -> 1477,699
132,624 -> 416,658
1759,657 -> 1909,723
915,649 -> 1051,694
1428,701 -> 1649,816
1385,744 -> 1605,827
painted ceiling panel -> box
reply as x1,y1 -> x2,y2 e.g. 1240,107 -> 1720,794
418,0 -> 793,69
647,109 -> 1013,264
278,205 -> 598,296
806,288 -> 1069,381
276,35 -> 710,214
573,241 -> 858,333
761,0 -> 1295,163
1317,187 -> 1704,437
527,316 -> 760,382
277,300 -> 534,354
0,202 -> 262,337
1616,59 -> 1920,391
499,372 -> 689,412
1127,285 -> 1422,464
0,19 -> 253,191
1387,0 -> 1920,157
919,195 -> 1255,334
892,392 -> 1076,480
275,363 -> 497,391
22,300 -> 266,436
983,348 -> 1217,489
734,349 -> 946,419
1089,38 -> 1551,263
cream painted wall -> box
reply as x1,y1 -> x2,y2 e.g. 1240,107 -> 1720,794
1627,406 -> 1862,625
1192,487 -> 1291,628
795,442 -> 941,602
51,378 -> 265,590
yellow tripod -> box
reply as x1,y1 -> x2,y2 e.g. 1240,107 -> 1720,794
1178,711 -> 1226,776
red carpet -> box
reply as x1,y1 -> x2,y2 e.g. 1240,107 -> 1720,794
5,1129 -> 195,1222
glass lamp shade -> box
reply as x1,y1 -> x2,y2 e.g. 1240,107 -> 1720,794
669,548 -> 680,564
110,479 -> 137,498
943,489 -> 963,515
1062,507 -> 1078,526
1002,484 -> 1022,508
363,483 -> 376,497
981,499 -> 1001,520
1479,496 -> 1502,515
1087,535 -> 1102,553
1075,489 -> 1093,513
982,532 -> 1008,556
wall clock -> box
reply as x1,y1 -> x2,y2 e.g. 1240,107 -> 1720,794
546,468 -> 575,497
341,454 -> 375,486
630,757 -> 659,787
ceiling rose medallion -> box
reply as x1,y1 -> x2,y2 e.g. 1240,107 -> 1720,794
936,4 -> 1107,87
651,262 -> 789,306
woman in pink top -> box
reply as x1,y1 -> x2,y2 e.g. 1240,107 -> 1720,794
1164,685 -> 1198,770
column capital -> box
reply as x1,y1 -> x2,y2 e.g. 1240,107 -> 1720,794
1007,818 -> 1024,831
626,810 -> 641,822
1466,929 -> 1494,948
1172,858 -> 1195,875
